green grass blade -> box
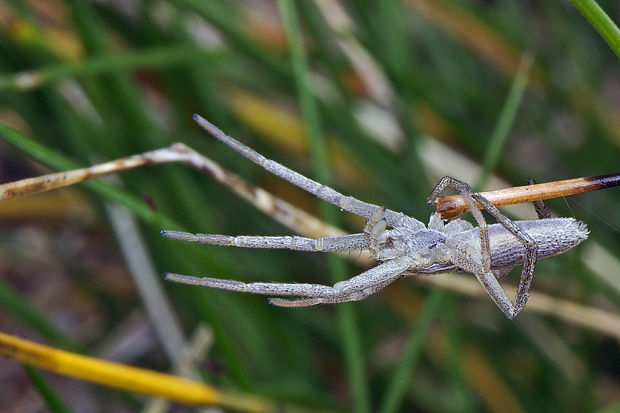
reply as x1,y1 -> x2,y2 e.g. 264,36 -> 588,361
569,0 -> 620,60
379,291 -> 445,413
0,277 -> 79,351
276,1 -> 371,411
597,402 -> 620,413
65,0 -> 153,151
173,0 -> 288,76
24,365 -> 74,413
475,53 -> 533,190
0,45 -> 227,91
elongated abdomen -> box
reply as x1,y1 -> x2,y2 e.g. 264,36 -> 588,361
449,218 -> 589,269
490,218 -> 588,267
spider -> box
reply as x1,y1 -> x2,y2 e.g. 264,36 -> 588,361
162,114 -> 589,319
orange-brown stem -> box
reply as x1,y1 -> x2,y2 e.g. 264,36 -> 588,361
436,172 -> 620,219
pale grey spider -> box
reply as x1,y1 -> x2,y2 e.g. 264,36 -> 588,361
163,114 -> 589,319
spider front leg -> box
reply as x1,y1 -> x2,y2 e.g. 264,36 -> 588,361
161,231 -> 369,252
165,253 -> 414,305
268,280 -> 385,307
428,177 -> 538,319
526,178 -> 551,219
268,262 -> 409,307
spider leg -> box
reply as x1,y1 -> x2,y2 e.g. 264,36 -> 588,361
268,280 -> 388,307
161,231 -> 368,252
271,255 -> 417,307
330,255 -> 414,294
471,193 -> 537,318
193,114 -> 425,230
526,178 -> 551,219
270,261 -> 418,307
164,273 -> 337,296
475,271 -> 514,317
428,176 -> 537,319
492,267 -> 514,281
364,206 -> 387,256
428,177 -> 491,273
165,254 -> 413,303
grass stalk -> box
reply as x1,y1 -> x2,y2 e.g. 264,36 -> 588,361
379,291 -> 445,413
24,365 -> 74,413
2,333 -> 276,411
276,2 -> 371,412
0,46 -> 226,91
569,0 -> 620,60
0,277 -> 79,350
475,53 -> 533,190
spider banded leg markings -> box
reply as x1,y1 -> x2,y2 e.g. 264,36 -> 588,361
165,255 -> 414,303
163,115 -> 589,319
191,114 -> 425,232
161,232 -> 369,252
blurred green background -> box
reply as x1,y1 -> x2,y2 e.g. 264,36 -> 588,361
0,0 -> 619,412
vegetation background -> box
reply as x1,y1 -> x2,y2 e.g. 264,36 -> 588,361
0,0 -> 619,412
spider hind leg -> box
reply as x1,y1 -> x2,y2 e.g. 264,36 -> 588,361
429,176 -> 538,319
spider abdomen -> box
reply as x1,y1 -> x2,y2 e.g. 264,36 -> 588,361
449,218 -> 588,269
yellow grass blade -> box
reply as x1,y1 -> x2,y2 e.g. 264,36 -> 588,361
0,332 -> 273,412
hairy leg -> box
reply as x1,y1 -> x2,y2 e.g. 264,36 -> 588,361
428,176 -> 537,319
165,254 -> 413,303
162,231 -> 368,252
193,114 -> 425,230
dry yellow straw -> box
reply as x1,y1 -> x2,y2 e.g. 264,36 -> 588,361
0,332 -> 272,412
